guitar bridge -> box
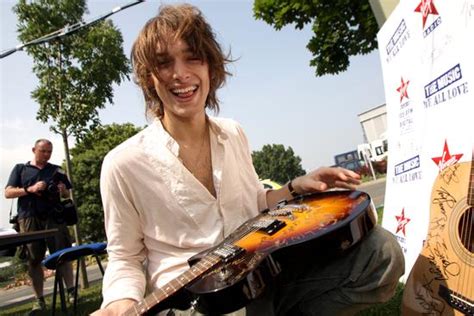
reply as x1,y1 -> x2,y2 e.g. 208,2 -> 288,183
438,284 -> 474,315
268,204 -> 310,218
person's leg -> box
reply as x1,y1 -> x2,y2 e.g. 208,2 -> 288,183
46,219 -> 76,298
274,226 -> 405,316
59,262 -> 75,289
19,217 -> 48,310
28,259 -> 45,298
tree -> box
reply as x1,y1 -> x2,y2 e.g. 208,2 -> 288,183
14,0 -> 130,185
252,144 -> 306,184
253,0 -> 378,76
70,123 -> 143,243
14,0 -> 130,287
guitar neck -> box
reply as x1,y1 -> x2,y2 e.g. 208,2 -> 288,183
124,254 -> 222,316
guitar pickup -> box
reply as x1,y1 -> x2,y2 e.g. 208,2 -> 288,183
212,243 -> 245,263
253,219 -> 286,235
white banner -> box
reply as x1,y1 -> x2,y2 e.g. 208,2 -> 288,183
378,0 -> 474,281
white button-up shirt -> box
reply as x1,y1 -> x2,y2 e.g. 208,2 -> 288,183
100,116 -> 267,307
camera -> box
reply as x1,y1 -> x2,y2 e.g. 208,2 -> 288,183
10,214 -> 19,232
41,178 -> 60,201
46,181 -> 59,194
9,214 -> 18,224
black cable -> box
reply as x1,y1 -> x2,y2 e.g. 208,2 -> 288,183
0,0 -> 145,59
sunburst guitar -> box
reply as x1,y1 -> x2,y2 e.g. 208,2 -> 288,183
402,156 -> 474,315
123,190 -> 377,315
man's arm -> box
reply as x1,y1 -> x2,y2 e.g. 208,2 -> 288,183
5,181 -> 47,199
98,154 -> 148,308
266,167 -> 361,210
55,168 -> 72,199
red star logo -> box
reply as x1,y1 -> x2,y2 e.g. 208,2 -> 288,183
395,208 -> 411,236
415,0 -> 439,28
431,140 -> 463,172
396,77 -> 410,102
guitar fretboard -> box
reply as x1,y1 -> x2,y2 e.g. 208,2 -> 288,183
123,254 -> 221,316
123,216 -> 269,316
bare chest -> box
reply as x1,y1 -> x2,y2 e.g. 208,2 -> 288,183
179,142 -> 216,198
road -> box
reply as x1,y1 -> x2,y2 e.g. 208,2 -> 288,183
0,262 -> 105,309
357,177 -> 386,208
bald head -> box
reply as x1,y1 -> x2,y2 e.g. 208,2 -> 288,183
32,139 -> 53,167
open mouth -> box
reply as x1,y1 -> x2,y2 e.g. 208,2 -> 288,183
170,85 -> 198,98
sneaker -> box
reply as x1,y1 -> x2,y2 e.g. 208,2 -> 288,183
31,298 -> 46,311
67,288 -> 76,305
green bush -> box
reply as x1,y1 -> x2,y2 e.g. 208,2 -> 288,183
0,255 -> 27,287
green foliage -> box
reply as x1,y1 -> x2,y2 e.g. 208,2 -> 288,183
13,0 -> 130,139
70,123 -> 143,243
357,282 -> 404,315
252,144 -> 306,184
0,256 -> 27,288
253,0 -> 379,76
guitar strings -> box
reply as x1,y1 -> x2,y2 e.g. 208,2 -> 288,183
465,163 -> 474,303
456,165 -> 473,307
464,207 -> 473,303
459,163 -> 474,305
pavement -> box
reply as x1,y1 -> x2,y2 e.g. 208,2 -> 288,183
0,262 -> 106,309
357,177 -> 387,208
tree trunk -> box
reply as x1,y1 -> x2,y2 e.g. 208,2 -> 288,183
56,45 -> 88,289
61,130 -> 90,289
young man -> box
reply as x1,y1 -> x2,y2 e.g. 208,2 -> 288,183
4,139 -> 75,311
94,4 -> 404,315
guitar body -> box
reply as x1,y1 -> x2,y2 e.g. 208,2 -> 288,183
188,190 -> 377,314
402,161 -> 474,315
128,190 -> 377,316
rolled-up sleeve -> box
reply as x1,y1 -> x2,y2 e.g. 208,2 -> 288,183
100,153 -> 147,308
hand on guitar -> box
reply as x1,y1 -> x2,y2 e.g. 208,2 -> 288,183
91,298 -> 136,316
266,167 -> 361,209
292,167 -> 361,193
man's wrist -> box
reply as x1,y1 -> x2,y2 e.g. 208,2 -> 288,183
287,179 -> 299,198
23,186 -> 30,194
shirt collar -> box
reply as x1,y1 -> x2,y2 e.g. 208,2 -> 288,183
152,116 -> 229,156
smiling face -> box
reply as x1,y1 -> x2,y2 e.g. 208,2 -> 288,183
131,4 -> 231,119
150,39 -> 210,122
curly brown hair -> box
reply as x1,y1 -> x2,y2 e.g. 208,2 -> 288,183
131,4 -> 232,118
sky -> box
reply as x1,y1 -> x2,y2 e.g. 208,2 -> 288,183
0,0 -> 387,229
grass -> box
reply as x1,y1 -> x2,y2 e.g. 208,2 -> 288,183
2,281 -> 404,315
1,282 -> 103,316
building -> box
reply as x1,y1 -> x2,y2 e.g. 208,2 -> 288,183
333,150 -> 362,172
357,104 -> 388,162
333,104 -> 388,171
358,103 -> 387,144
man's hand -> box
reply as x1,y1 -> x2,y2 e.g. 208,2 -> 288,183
292,167 -> 361,194
28,181 -> 47,195
57,182 -> 70,198
91,299 -> 136,315
266,166 -> 361,209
